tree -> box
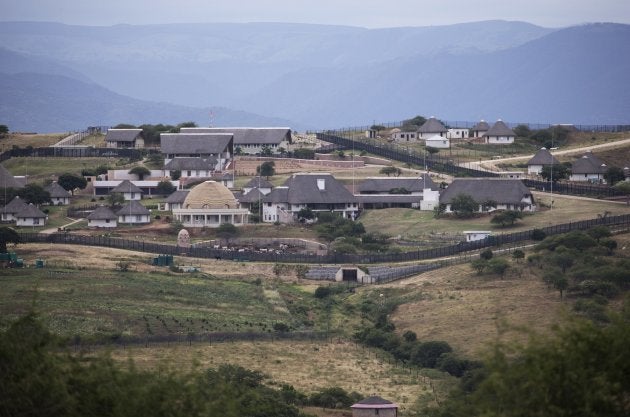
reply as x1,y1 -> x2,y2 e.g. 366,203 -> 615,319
234,146 -> 243,156
17,184 -> 51,205
425,146 -> 440,155
471,259 -> 488,275
480,249 -> 493,260
614,181 -> 630,205
297,207 -> 315,223
491,210 -> 523,227
277,146 -> 287,156
260,145 -> 273,156
336,150 -> 346,159
170,170 -> 181,181
128,166 -> 151,180
57,173 -> 87,195
604,166 -> 625,185
379,166 -> 401,177
553,275 -> 569,299
256,161 -> 275,179
450,194 -> 478,218
540,163 -> 569,182
444,311 -> 630,416
156,180 -> 176,195
481,199 -> 497,211
513,124 -> 531,138
107,192 -> 124,207
0,124 -> 8,137
0,227 -> 20,252
512,249 -> 525,263
488,258 -> 509,279
531,228 -> 547,241
587,226 -> 611,242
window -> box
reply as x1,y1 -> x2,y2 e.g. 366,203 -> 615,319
33,218 -> 40,225
105,219 -> 110,223
136,215 -> 142,221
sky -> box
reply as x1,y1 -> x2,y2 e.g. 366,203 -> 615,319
2,0 -> 630,28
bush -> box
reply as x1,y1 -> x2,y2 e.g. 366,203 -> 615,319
480,249 -> 493,260
272,322 -> 290,332
531,228 -> 546,241
410,341 -> 453,368
308,387 -> 362,409
314,286 -> 331,299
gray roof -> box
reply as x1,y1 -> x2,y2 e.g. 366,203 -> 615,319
0,164 -> 26,189
111,180 -> 143,194
440,178 -> 533,205
1,196 -> 29,214
116,200 -> 151,216
357,175 -> 437,193
181,127 -> 291,146
263,173 -> 356,204
485,120 -> 515,137
105,129 -> 143,142
354,396 -> 394,405
44,182 -> 71,198
243,176 -> 274,189
356,194 -> 422,204
571,153 -> 607,174
527,148 -> 560,166
165,190 -> 189,204
160,133 -> 233,155
238,188 -> 265,203
263,186 -> 290,203
87,206 -> 117,220
163,157 -> 218,170
17,203 -> 47,219
471,120 -> 490,131
418,117 -> 447,133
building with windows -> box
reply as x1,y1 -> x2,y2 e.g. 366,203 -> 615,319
180,127 -> 291,155
172,181 -> 249,228
261,173 -> 358,223
105,129 -> 145,148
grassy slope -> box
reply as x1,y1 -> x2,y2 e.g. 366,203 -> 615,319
359,196 -> 629,241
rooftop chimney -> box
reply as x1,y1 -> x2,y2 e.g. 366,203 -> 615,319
317,178 -> 325,191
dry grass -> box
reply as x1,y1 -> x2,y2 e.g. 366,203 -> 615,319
359,195 -> 629,241
1,133 -> 67,148
110,339 -> 443,412
385,260 -> 566,357
15,243 -> 280,279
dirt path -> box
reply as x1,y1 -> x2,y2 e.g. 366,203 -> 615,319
463,137 -> 630,171
40,218 -> 83,234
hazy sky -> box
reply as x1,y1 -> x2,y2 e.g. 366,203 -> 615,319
2,0 -> 629,28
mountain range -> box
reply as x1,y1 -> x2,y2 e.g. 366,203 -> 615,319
0,21 -> 628,132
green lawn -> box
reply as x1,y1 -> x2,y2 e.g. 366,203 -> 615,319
0,268 -> 315,340
2,157 -> 121,180
359,195 -> 630,241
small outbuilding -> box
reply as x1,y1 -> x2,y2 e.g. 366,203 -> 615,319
351,396 -> 398,417
45,181 -> 71,205
425,134 -> 450,149
87,206 -> 118,228
116,200 -> 151,224
463,231 -> 492,242
484,120 -> 516,144
111,180 -> 144,201
418,117 -> 447,139
105,128 -> 145,149
527,148 -> 559,175
16,203 -> 47,227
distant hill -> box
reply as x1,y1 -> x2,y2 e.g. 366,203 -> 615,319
0,21 -> 628,129
0,72 -> 296,133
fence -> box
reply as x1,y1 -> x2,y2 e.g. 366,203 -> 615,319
321,120 -> 630,134
18,213 -> 630,265
316,132 -> 497,178
0,146 -> 144,160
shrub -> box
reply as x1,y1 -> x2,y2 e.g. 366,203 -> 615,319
531,228 -> 546,241
410,341 -> 453,368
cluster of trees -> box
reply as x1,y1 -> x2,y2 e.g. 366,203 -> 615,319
513,124 -> 571,149
113,122 -> 197,146
1,172 -> 88,205
353,297 -> 479,377
401,115 -> 427,131
311,213 -> 393,254
428,306 -> 630,416
528,228 -> 626,300
470,249 -> 511,278
0,124 -> 9,137
0,313 -> 308,417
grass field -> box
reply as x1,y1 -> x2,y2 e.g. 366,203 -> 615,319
109,338 -> 453,412
1,133 -> 67,149
1,157 -> 122,179
359,195 -> 629,242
